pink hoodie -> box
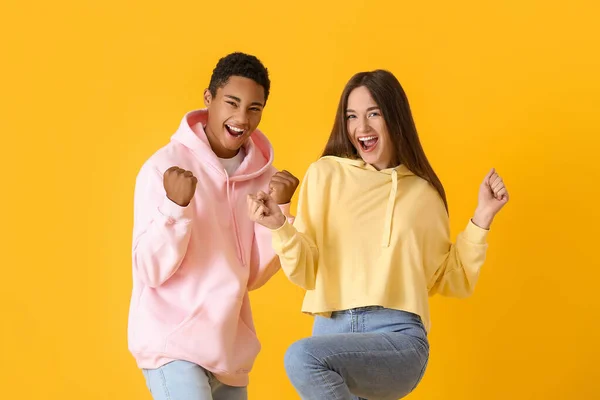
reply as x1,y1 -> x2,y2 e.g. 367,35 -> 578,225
127,109 -> 289,387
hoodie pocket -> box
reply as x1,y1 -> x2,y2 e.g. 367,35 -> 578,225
164,308 -> 220,365
164,301 -> 261,375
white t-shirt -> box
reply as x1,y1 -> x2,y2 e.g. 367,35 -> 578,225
218,147 -> 246,176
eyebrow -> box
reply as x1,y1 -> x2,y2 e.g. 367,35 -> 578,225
225,95 -> 264,107
346,106 -> 380,113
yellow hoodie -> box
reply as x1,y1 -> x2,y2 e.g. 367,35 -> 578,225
271,156 -> 489,331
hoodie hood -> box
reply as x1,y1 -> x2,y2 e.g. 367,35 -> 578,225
171,109 -> 274,182
321,156 -> 414,247
321,155 -> 414,177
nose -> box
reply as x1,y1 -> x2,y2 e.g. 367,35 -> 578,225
234,109 -> 250,128
357,116 -> 371,133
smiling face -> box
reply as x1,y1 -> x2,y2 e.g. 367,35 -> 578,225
203,75 -> 266,158
345,85 -> 396,170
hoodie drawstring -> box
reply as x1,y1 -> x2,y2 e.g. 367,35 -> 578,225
225,172 -> 245,265
381,169 -> 398,248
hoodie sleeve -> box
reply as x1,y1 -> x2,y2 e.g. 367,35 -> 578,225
423,192 -> 489,297
270,164 -> 320,290
132,163 -> 194,288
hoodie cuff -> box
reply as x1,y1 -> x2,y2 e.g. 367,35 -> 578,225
278,203 -> 291,217
158,196 -> 194,223
278,202 -> 296,224
270,219 -> 297,244
464,219 -> 489,244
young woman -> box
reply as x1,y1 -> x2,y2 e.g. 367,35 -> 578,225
248,69 -> 509,399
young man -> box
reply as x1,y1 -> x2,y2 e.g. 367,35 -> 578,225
128,52 -> 299,400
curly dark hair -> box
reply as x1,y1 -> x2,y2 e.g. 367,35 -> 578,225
208,52 -> 271,104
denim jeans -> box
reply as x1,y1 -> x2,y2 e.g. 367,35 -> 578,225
284,307 -> 429,400
142,360 -> 247,400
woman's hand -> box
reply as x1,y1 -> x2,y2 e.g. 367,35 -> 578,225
247,191 -> 287,230
472,168 -> 509,229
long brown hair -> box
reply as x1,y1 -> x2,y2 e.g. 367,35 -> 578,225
322,69 -> 448,212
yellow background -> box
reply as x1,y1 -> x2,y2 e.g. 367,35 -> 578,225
1,0 -> 599,398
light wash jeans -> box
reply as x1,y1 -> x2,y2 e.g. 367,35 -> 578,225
284,307 -> 429,400
142,360 -> 247,400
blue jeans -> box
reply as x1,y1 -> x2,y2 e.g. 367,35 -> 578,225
142,360 -> 247,400
284,307 -> 429,400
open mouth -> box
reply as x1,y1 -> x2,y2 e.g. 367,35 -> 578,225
358,135 -> 379,152
225,124 -> 245,138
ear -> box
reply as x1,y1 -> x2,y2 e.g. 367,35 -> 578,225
203,89 -> 212,107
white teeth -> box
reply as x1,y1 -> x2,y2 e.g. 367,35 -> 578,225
358,136 -> 377,141
226,124 -> 244,133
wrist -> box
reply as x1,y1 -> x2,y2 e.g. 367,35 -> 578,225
472,208 -> 494,230
166,194 -> 189,207
270,213 -> 287,230
278,213 -> 287,228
